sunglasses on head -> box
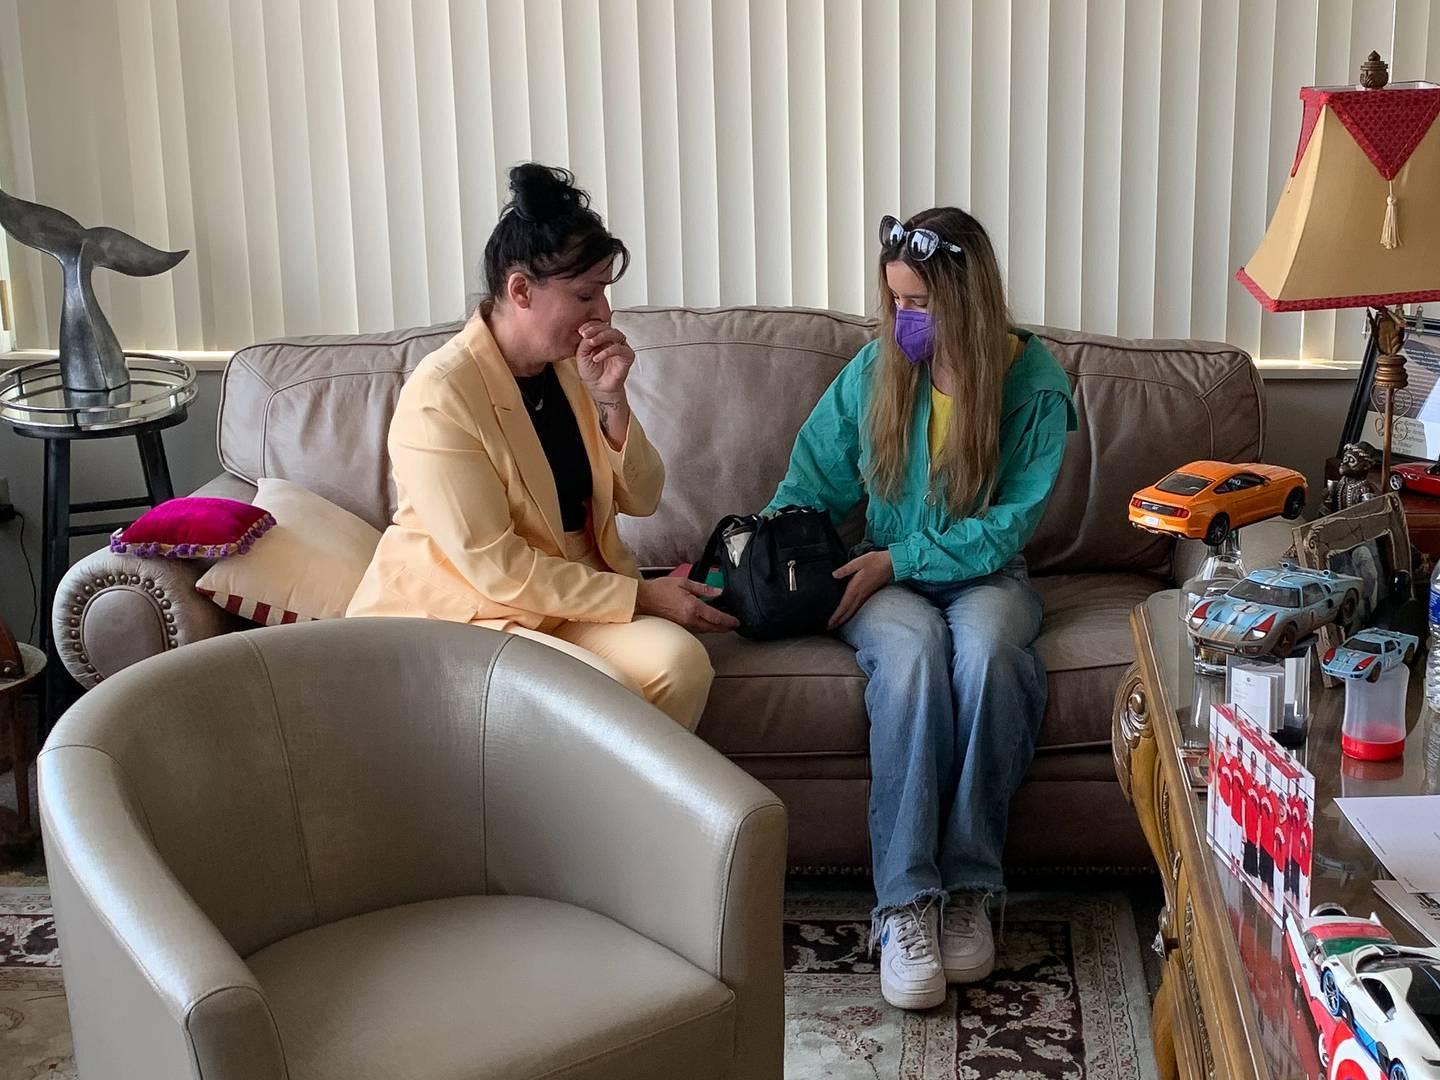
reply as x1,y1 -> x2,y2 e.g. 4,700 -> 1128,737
879,215 -> 964,262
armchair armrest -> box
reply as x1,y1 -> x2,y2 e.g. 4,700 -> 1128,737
1173,517 -> 1298,587
39,745 -> 286,1080
480,634 -> 787,1080
54,549 -> 242,689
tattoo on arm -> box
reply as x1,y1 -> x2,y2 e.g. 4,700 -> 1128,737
595,398 -> 624,432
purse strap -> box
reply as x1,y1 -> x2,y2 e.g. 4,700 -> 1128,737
688,515 -> 750,583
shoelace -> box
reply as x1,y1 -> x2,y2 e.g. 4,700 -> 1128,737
892,904 -> 937,962
945,906 -> 977,936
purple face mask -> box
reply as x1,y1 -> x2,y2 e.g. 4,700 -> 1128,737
894,308 -> 935,364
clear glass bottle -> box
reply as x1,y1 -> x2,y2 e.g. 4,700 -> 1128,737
1181,530 -> 1244,676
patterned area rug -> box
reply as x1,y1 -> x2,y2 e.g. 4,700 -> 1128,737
784,890 -> 1157,1079
0,881 -> 1154,1080
0,879 -> 73,1080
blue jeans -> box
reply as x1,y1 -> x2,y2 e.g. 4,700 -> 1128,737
837,561 -> 1047,915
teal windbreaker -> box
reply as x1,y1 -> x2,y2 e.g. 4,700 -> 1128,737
765,330 -> 1078,584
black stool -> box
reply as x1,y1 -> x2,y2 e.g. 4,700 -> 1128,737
13,409 -> 187,733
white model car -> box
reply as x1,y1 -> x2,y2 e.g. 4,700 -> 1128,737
1319,941 -> 1440,1079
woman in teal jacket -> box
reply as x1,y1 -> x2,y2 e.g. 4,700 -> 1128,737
766,208 -> 1076,1011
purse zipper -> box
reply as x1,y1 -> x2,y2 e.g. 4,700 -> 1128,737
787,559 -> 798,592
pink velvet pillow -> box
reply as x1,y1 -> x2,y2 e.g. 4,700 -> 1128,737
109,497 -> 276,559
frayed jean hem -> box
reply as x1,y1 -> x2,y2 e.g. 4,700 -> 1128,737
868,886 -> 948,951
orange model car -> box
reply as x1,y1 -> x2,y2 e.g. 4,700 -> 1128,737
1129,460 -> 1307,547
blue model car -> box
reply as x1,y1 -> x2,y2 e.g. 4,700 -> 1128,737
1187,562 -> 1363,657
1321,628 -> 1419,683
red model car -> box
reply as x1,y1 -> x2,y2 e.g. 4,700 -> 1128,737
1389,461 -> 1440,497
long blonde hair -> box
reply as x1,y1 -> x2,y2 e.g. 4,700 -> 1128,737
866,207 -> 1012,517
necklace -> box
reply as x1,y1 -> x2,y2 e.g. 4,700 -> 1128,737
517,374 -> 545,413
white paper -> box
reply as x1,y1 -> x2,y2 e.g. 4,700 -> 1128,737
1227,665 -> 1283,734
1336,795 -> 1440,893
1373,880 -> 1440,947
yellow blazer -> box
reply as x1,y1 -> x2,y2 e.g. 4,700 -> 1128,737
346,315 -> 665,632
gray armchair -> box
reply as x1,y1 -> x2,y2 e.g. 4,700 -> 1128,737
40,618 -> 786,1080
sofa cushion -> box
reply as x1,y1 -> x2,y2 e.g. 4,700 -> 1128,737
698,633 -> 867,757
1023,328 -> 1264,577
248,895 -> 735,1080
195,478 -> 382,625
1029,572 -> 1168,750
698,572 -> 1169,760
218,323 -> 463,529
614,306 -> 876,568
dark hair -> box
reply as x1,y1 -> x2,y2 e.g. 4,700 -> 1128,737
481,163 -> 629,302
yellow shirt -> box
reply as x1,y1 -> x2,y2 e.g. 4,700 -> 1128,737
928,333 -> 1023,462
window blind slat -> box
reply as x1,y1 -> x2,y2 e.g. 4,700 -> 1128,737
1153,0 -> 1201,339
1045,0 -> 1086,333
1081,0 -> 1124,336
1007,0 -> 1048,326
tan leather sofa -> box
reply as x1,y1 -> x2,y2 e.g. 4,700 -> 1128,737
54,306 -> 1267,873
40,617 -> 786,1080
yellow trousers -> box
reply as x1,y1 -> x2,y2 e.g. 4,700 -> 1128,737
507,529 -> 715,731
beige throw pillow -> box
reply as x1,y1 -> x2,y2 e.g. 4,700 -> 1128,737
196,478 -> 381,625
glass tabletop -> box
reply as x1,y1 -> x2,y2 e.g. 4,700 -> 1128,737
0,353 -> 196,432
1142,589 -> 1440,1077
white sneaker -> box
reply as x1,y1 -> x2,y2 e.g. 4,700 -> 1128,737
940,893 -> 995,984
877,904 -> 946,1010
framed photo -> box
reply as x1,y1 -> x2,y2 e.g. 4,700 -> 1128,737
1206,703 -> 1315,922
1291,492 -> 1412,686
1339,312 -> 1440,463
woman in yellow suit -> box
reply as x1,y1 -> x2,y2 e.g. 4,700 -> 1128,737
348,164 -> 738,728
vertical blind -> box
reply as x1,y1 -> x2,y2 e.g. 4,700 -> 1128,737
1,0 -> 1434,361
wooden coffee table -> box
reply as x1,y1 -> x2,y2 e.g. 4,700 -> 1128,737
1113,589 -> 1439,1079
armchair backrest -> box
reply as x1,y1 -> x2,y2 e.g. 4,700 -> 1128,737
40,619 -> 513,956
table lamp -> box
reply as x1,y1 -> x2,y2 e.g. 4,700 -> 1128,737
1237,52 -> 1440,484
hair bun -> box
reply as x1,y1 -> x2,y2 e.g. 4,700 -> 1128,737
508,162 -> 585,222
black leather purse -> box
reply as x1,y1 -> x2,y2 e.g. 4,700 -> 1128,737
689,506 -> 848,640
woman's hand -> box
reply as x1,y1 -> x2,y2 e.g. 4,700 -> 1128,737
827,549 -> 893,630
635,577 -> 741,634
576,321 -> 635,398
577,321 -> 635,448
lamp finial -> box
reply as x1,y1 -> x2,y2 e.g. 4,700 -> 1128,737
1360,50 -> 1389,89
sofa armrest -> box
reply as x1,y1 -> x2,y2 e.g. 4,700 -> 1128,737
40,745 -> 286,1080
54,549 -> 242,689
1172,517 -> 1298,586
481,634 -> 787,1080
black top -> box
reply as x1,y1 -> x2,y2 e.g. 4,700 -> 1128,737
514,365 -> 592,533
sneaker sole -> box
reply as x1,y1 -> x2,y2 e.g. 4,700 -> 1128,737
880,976 -> 947,1010
942,955 -> 994,984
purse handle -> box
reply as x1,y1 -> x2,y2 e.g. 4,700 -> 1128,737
688,514 -> 751,584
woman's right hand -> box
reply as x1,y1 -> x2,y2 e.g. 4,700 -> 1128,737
635,577 -> 740,633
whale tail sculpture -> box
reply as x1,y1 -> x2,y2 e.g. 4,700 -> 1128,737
0,188 -> 188,392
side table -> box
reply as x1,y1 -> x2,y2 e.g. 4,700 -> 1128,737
0,641 -> 44,861
0,354 -> 196,732
1114,589 -> 1434,1079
